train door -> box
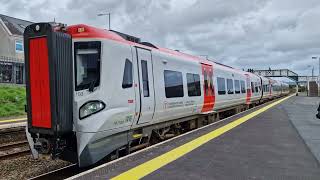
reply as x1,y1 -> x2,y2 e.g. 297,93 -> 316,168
136,47 -> 155,124
201,63 -> 215,112
245,74 -> 251,104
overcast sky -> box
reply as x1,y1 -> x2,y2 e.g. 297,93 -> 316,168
1,0 -> 319,76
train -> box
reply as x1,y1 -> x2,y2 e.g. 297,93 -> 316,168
24,23 -> 290,167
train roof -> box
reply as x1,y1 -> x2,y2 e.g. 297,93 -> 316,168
67,24 -> 206,62
67,24 -> 255,76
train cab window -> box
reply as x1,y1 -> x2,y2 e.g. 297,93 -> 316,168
74,41 -> 101,91
240,80 -> 246,93
251,82 -> 255,93
227,79 -> 234,94
187,73 -> 201,96
141,60 -> 149,97
217,77 -> 226,95
164,70 -> 184,98
234,80 -> 240,94
122,59 -> 133,88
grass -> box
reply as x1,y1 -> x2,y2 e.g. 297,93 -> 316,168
0,85 -> 26,118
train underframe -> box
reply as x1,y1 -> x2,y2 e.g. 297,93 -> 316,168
28,95 -> 285,166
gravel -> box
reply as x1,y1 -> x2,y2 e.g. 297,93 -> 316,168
0,155 -> 71,180
0,129 -> 71,180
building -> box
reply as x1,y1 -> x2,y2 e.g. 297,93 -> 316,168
0,14 -> 33,84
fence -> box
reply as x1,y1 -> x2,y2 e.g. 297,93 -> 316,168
0,56 -> 24,84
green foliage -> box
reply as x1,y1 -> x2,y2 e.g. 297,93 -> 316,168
0,85 -> 26,117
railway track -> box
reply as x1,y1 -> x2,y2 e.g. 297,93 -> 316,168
0,126 -> 26,136
0,140 -> 30,160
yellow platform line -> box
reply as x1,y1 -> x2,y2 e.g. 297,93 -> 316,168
111,95 -> 294,180
0,117 -> 27,123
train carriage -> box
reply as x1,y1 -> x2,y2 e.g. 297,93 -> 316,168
24,23 -> 290,167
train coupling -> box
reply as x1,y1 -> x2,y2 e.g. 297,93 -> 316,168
34,138 -> 51,154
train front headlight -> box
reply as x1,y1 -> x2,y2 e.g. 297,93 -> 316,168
79,101 -> 105,119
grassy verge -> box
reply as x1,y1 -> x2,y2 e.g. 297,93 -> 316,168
0,85 -> 26,118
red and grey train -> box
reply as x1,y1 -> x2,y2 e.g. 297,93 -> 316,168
24,23 -> 290,167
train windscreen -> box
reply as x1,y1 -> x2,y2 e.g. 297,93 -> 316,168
74,41 -> 101,91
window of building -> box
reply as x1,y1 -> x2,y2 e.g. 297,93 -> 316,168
251,82 -> 255,93
217,77 -> 226,95
187,73 -> 201,96
234,80 -> 240,94
164,70 -> 184,98
227,79 -> 234,94
240,80 -> 246,93
122,59 -> 133,88
18,24 -> 26,29
15,40 -> 23,52
141,60 -> 149,97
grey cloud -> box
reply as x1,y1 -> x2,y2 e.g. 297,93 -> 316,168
0,0 -> 319,76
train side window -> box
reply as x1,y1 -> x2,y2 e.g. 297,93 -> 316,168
204,71 -> 208,96
141,60 -> 149,97
234,80 -> 240,94
217,77 -> 226,95
240,80 -> 246,93
164,70 -> 184,98
122,59 -> 133,88
255,82 -> 259,92
187,73 -> 201,96
251,82 -> 255,93
227,79 -> 234,94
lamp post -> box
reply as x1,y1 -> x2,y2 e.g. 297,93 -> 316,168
98,13 -> 111,30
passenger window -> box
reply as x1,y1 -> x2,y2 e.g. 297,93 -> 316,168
227,79 -> 234,94
122,59 -> 133,88
217,77 -> 226,95
240,80 -> 246,93
255,82 -> 259,92
209,74 -> 214,95
141,60 -> 149,97
251,82 -> 255,93
204,72 -> 208,96
164,70 -> 184,98
235,80 -> 240,94
187,73 -> 201,96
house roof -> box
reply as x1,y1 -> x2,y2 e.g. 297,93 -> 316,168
0,14 -> 33,36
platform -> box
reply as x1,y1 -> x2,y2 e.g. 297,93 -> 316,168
68,95 -> 320,180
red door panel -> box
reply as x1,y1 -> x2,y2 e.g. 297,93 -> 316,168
245,74 -> 251,105
201,64 -> 215,112
29,37 -> 52,128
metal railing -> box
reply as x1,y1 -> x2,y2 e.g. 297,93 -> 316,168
0,56 -> 24,84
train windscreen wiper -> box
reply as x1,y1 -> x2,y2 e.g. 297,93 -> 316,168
88,78 -> 97,92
